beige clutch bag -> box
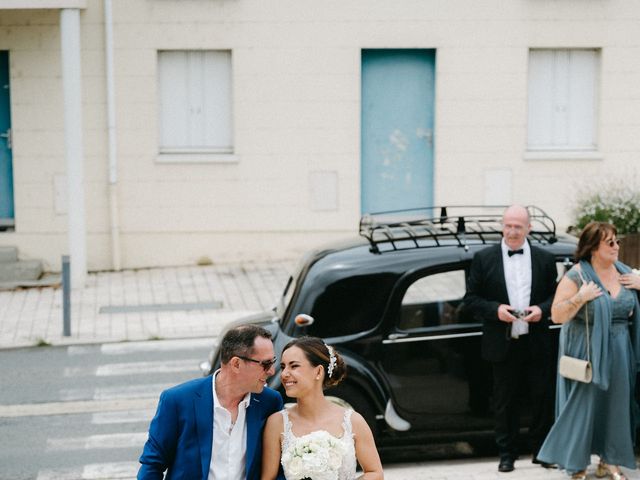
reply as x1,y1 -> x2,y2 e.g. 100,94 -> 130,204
558,355 -> 592,383
558,270 -> 592,384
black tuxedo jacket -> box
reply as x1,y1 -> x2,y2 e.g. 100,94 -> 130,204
464,243 -> 558,363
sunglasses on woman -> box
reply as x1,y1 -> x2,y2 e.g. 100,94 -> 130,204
604,238 -> 621,248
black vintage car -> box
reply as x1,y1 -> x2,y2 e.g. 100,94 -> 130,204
202,206 -> 577,459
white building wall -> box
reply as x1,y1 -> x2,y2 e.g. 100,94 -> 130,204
0,0 -> 639,270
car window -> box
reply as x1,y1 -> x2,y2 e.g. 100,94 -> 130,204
398,269 -> 468,331
556,259 -> 573,281
305,273 -> 396,338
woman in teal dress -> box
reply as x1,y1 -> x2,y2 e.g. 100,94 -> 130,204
537,222 -> 640,480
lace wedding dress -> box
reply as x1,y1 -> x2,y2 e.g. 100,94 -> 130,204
280,408 -> 357,480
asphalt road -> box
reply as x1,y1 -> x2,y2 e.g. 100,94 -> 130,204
1,339 -> 638,480
0,338 -> 214,480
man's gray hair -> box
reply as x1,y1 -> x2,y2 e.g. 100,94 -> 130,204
219,324 -> 272,364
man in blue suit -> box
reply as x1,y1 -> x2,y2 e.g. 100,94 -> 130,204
138,324 -> 284,480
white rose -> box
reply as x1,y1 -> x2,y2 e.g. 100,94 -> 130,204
287,456 -> 304,478
305,452 -> 325,471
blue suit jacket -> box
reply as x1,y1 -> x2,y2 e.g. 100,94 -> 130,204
138,376 -> 283,480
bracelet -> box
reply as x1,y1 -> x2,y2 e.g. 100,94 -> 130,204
574,292 -> 583,305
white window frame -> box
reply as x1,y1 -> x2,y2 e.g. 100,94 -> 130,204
525,48 -> 602,161
157,50 -> 235,163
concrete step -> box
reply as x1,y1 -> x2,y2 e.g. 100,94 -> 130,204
0,259 -> 43,283
0,246 -> 18,263
0,272 -> 61,291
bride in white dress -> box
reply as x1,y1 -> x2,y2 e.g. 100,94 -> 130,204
261,337 -> 383,480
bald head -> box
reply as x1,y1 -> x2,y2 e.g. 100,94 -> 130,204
502,205 -> 531,250
503,205 -> 530,224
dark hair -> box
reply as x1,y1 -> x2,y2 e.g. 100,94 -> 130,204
282,336 -> 347,388
575,221 -> 617,262
219,324 -> 272,364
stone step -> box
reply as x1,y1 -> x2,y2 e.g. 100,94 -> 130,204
0,246 -> 18,263
0,259 -> 43,283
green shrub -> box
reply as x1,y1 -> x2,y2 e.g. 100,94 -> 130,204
572,185 -> 640,235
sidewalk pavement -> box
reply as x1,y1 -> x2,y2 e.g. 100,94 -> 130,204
0,259 -> 296,349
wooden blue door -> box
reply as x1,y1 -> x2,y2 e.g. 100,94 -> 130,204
0,51 -> 14,226
361,49 -> 436,214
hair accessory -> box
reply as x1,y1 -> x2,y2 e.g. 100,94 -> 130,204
326,344 -> 337,378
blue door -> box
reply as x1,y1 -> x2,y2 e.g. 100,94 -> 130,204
0,51 -> 14,226
361,49 -> 436,214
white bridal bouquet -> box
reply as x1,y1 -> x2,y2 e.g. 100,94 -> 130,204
281,430 -> 347,480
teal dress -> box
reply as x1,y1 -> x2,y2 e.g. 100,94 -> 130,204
537,261 -> 640,473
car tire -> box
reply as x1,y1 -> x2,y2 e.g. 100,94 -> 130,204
325,383 -> 378,436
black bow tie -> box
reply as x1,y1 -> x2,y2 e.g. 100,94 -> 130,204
508,249 -> 524,257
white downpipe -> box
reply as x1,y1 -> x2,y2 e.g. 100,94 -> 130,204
60,8 -> 87,287
104,0 -> 121,271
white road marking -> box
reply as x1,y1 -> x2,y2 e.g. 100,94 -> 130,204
100,338 -> 215,355
37,461 -> 138,479
47,432 -> 148,451
67,345 -> 96,356
63,358 -> 199,377
91,409 -> 154,425
0,398 -> 158,418
67,338 -> 215,356
63,366 -> 97,377
82,462 -> 138,479
60,383 -> 172,401
96,358 -> 199,376
93,383 -> 172,400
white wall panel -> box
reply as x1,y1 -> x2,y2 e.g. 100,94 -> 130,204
1,0 -> 640,269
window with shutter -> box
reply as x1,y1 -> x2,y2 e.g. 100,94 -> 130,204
527,49 -> 599,154
157,50 -> 233,161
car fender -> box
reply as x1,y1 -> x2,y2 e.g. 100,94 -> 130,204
335,350 -> 387,413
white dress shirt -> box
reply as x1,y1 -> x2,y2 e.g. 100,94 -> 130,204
501,239 -> 532,338
209,370 -> 250,480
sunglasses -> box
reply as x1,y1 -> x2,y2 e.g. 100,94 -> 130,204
604,238 -> 621,248
238,355 -> 277,371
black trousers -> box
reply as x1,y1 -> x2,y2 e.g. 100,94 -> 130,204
491,335 -> 554,461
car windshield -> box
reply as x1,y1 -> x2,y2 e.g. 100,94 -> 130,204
276,275 -> 296,318
276,256 -> 309,320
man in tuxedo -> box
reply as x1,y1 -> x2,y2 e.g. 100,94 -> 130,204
137,324 -> 284,480
464,205 -> 557,473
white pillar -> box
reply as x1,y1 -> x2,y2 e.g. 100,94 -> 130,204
60,8 -> 87,287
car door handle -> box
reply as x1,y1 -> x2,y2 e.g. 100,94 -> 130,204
387,333 -> 408,340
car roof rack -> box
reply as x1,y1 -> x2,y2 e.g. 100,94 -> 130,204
359,205 -> 557,253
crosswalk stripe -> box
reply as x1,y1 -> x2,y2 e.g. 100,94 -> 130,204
93,383 -> 173,400
36,466 -> 81,480
63,366 -> 97,377
67,338 -> 215,356
66,345 -> 96,356
82,462 -> 138,479
0,398 -> 158,418
100,338 -> 215,355
47,432 -> 148,451
91,409 -> 154,425
60,383 -> 172,401
37,461 -> 138,479
96,358 -> 200,376
63,359 -> 199,378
